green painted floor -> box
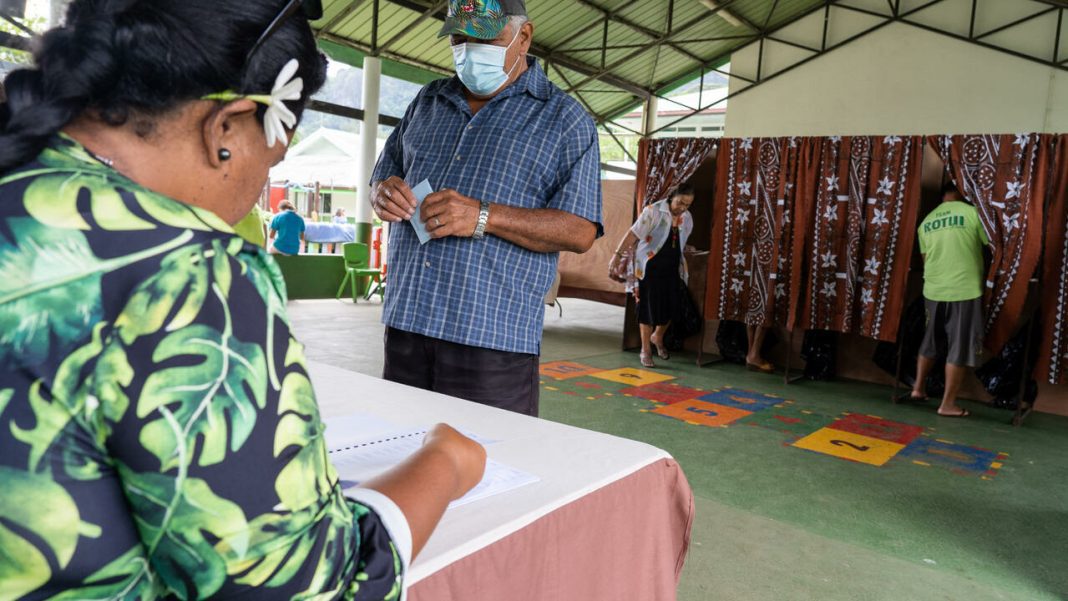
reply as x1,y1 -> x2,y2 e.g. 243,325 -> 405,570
289,298 -> 1068,601
539,353 -> 1068,601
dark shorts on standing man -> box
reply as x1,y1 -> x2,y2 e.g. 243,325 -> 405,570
919,297 -> 985,368
383,328 -> 541,416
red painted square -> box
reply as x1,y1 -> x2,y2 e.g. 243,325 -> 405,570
619,382 -> 706,405
828,413 -> 924,446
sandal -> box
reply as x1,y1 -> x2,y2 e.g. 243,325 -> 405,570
651,334 -> 670,360
895,393 -> 928,404
640,351 -> 656,368
746,361 -> 774,374
937,408 -> 970,418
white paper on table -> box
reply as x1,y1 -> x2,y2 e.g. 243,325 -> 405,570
329,429 -> 538,509
408,179 -> 434,244
323,414 -> 403,450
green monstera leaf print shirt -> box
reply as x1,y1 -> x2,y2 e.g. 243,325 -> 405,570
0,136 -> 409,601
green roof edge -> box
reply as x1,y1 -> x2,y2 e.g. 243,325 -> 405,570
318,39 -> 445,86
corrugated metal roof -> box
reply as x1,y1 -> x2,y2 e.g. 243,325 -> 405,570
313,0 -> 828,122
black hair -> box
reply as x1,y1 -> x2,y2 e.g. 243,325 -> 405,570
0,0 -> 327,173
673,181 -> 696,197
941,175 -> 962,198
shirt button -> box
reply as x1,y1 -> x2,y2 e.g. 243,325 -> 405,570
455,154 -> 461,161
467,125 -> 473,130
425,261 -> 431,268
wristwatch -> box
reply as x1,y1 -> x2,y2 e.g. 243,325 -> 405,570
473,201 -> 491,239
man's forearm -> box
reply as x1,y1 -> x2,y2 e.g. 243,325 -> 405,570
486,205 -> 597,254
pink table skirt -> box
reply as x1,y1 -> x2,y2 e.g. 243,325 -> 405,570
410,459 -> 694,601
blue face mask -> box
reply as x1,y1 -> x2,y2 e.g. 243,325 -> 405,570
451,28 -> 522,97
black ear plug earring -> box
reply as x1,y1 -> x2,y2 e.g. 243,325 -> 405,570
218,148 -> 232,161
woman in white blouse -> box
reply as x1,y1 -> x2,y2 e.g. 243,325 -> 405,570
609,183 -> 695,367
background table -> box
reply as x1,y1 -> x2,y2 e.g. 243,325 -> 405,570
305,222 -> 356,244
309,361 -> 694,601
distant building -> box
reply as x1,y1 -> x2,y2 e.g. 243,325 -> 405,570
269,128 -> 386,218
614,87 -> 729,139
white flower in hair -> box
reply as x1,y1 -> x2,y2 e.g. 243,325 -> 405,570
202,58 -> 305,148
263,59 -> 304,148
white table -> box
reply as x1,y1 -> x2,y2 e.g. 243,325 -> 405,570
309,361 -> 694,600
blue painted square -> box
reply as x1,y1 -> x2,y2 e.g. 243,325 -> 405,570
698,388 -> 782,412
898,438 -> 997,473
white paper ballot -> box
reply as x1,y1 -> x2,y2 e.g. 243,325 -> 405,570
328,429 -> 538,509
409,179 -> 434,245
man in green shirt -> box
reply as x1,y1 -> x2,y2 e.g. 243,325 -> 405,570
904,180 -> 990,417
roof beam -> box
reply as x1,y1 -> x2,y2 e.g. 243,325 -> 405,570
542,0 -> 643,53
570,0 -> 707,64
316,0 -> 371,38
594,0 -> 837,122
317,31 -> 454,75
375,0 -> 652,98
0,29 -> 31,52
564,0 -> 746,94
379,0 -> 447,52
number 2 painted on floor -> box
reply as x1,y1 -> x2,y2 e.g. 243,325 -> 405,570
831,440 -> 871,452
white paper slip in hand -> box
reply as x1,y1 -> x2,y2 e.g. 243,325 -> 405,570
409,179 -> 434,245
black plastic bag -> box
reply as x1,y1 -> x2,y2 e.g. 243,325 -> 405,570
801,330 -> 837,381
715,320 -> 749,364
975,323 -> 1039,410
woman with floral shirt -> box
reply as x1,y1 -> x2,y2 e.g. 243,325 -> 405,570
0,1 -> 484,599
609,183 -> 696,367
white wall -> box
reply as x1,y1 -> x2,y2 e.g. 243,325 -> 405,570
725,19 -> 1068,137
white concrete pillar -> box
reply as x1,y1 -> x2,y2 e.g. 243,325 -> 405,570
641,96 -> 658,137
355,55 -> 381,243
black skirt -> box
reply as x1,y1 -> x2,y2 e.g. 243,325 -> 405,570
637,228 -> 682,326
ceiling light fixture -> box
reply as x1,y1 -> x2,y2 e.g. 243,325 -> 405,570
699,0 -> 745,28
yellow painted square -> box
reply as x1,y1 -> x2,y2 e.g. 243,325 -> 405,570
793,428 -> 905,467
590,367 -> 675,386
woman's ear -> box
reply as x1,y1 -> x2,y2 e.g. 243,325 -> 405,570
202,99 -> 260,168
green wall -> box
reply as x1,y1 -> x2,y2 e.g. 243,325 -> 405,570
274,255 -> 347,299
274,254 -> 376,299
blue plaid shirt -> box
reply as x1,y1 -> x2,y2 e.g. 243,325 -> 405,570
372,58 -> 603,355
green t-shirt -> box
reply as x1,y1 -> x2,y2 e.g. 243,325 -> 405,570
917,201 -> 990,302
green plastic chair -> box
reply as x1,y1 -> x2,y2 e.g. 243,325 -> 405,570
335,243 -> 382,303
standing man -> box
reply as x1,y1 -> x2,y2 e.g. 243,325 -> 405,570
904,179 -> 990,417
370,0 -> 602,416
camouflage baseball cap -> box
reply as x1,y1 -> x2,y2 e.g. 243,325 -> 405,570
438,0 -> 527,39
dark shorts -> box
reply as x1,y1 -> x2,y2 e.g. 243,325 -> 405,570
919,298 -> 985,368
383,327 -> 540,416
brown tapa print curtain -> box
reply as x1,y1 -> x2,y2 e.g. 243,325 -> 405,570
706,137 -> 815,328
1036,135 -> 1068,385
635,137 -> 717,209
798,136 -> 924,342
932,134 -> 1054,355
